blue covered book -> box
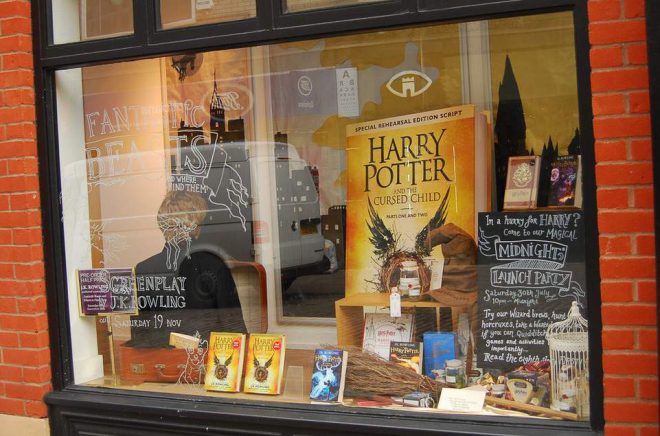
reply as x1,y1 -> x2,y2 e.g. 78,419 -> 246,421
310,349 -> 348,403
422,332 -> 456,379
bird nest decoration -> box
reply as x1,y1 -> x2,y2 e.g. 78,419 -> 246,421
368,187 -> 450,294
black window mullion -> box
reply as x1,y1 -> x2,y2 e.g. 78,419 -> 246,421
135,0 -> 152,44
38,38 -> 150,69
37,0 -> 578,68
37,0 -> 52,48
257,0 -> 276,30
274,0 -> 407,29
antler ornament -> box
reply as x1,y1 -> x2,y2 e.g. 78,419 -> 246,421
253,345 -> 274,383
368,187 -> 452,293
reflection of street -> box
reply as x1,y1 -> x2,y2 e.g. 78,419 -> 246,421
281,269 -> 344,318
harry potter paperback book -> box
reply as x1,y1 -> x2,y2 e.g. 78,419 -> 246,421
389,341 -> 423,374
243,334 -> 286,395
204,332 -> 246,393
362,313 -> 415,360
345,105 -> 487,296
310,349 -> 348,403
503,156 -> 542,210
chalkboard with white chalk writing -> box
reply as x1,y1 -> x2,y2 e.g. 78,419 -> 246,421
476,211 -> 587,370
77,268 -> 138,316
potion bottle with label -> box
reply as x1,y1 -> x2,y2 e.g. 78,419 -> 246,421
398,261 -> 421,298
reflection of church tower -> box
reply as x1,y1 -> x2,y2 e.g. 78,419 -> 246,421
494,55 -> 527,210
210,71 -> 226,137
209,70 -> 245,144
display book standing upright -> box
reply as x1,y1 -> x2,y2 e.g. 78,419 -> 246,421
503,156 -> 542,210
389,341 -> 423,374
309,349 -> 348,403
204,332 -> 246,392
362,313 -> 415,360
547,155 -> 582,208
243,333 -> 286,395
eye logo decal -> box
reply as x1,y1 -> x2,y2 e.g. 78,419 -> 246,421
386,70 -> 433,98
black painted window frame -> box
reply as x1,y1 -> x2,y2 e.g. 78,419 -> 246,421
31,0 -> 604,434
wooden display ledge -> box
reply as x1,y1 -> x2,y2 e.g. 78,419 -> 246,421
335,293 -> 473,347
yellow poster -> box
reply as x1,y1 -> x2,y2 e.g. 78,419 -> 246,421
345,105 -> 484,296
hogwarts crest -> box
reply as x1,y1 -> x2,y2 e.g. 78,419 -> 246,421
512,162 -> 533,188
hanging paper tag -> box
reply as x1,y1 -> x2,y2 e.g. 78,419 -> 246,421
390,291 -> 401,317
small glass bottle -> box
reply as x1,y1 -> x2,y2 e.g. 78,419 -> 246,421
559,388 -> 577,413
399,261 -> 421,298
491,384 -> 506,398
444,359 -> 466,388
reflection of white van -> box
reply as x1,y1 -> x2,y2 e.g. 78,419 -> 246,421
174,141 -> 325,273
62,141 -> 326,282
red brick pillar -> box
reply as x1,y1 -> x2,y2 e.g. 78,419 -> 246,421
0,0 -> 50,419
589,0 -> 659,434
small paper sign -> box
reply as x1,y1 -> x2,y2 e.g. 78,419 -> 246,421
390,291 -> 401,317
437,388 -> 486,413
77,268 -> 138,316
507,379 -> 534,403
196,0 -> 214,10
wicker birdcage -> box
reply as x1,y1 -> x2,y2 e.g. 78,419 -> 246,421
546,301 -> 589,418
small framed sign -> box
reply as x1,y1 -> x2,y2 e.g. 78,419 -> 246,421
77,268 -> 138,316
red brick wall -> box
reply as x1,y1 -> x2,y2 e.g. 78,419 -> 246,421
589,0 -> 659,435
0,0 -> 51,419
0,0 -> 657,431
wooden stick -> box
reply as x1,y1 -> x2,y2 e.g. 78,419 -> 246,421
485,396 -> 579,421
106,315 -> 118,385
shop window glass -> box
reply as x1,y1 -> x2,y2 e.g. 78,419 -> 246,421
52,0 -> 134,44
56,11 -> 590,423
285,0 -> 383,13
159,0 -> 256,30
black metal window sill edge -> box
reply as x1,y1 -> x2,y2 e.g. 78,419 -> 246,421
45,388 -> 600,436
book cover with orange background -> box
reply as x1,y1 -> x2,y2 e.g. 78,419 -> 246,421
204,332 -> 246,393
243,334 -> 286,394
345,105 -> 482,296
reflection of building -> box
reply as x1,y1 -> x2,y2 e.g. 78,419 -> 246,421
176,72 -> 246,146
210,71 -> 245,143
177,120 -> 203,148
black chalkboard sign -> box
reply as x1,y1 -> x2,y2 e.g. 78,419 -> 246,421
77,268 -> 138,316
476,211 -> 587,370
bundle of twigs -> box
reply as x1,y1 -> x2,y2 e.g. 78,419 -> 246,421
326,345 -> 444,399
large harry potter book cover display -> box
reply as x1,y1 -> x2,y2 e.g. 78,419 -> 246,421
345,105 -> 486,302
